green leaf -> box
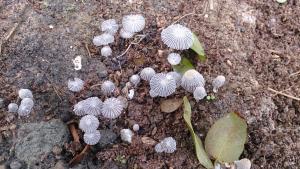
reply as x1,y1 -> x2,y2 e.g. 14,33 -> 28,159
205,112 -> 247,163
172,57 -> 194,74
183,96 -> 214,169
190,33 -> 206,62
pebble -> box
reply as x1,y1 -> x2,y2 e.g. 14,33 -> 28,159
53,161 -> 66,169
10,160 -> 22,169
52,145 -> 62,155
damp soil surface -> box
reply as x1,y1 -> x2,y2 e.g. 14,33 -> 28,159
0,0 -> 300,169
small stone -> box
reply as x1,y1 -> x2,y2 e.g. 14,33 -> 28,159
52,145 -> 62,155
10,160 -> 22,169
52,161 -> 66,169
234,158 -> 251,169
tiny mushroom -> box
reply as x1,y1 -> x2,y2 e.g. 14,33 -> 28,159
83,97 -> 103,116
18,89 -> 33,99
181,69 -> 205,93
149,73 -> 176,97
120,129 -> 134,143
93,33 -> 114,46
212,75 -> 226,93
101,19 -> 119,35
17,103 -> 33,117
101,97 -> 124,119
155,137 -> 176,153
166,71 -> 182,87
8,103 -> 18,113
101,46 -> 112,57
193,86 -> 207,101
140,67 -> 156,81
101,80 -> 116,95
122,14 -> 145,33
167,53 -> 181,65
73,100 -> 87,116
132,124 -> 140,131
129,74 -> 141,86
120,28 -> 135,39
68,78 -> 84,92
83,130 -> 101,145
79,115 -> 99,133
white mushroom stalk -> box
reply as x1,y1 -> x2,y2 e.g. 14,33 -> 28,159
93,33 -> 114,46
161,24 -> 194,50
120,28 -> 135,39
83,130 -> 101,145
193,86 -> 207,101
101,80 -> 116,95
140,67 -> 156,81
101,19 -> 119,35
167,53 -> 181,65
212,75 -> 226,93
122,14 -> 145,33
18,89 -> 33,99
79,115 -> 99,133
155,137 -> 176,153
149,73 -> 176,97
101,97 -> 124,119
68,78 -> 84,92
101,46 -> 112,57
181,69 -> 205,93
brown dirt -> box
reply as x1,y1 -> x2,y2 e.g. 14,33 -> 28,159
0,0 -> 299,169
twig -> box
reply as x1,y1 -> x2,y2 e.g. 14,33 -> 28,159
68,122 -> 80,143
44,74 -> 63,101
268,87 -> 300,101
289,70 -> 300,77
90,83 -> 102,89
84,43 -> 91,58
68,144 -> 90,167
116,34 -> 146,59
171,13 -> 203,25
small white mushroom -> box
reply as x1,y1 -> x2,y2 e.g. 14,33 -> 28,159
8,103 -> 18,113
234,158 -> 251,169
129,74 -> 141,86
73,100 -> 87,116
181,69 -> 205,93
68,78 -> 84,92
166,71 -> 182,87
18,89 -> 33,99
161,24 -> 194,50
79,115 -> 99,133
167,53 -> 181,65
149,90 -> 158,98
120,129 -> 134,143
20,98 -> 34,108
83,97 -> 103,116
140,67 -> 156,81
155,137 -> 176,153
128,89 -> 135,100
101,46 -> 112,57
120,28 -> 135,39
212,75 -> 226,93
101,19 -> 119,34
101,80 -> 115,95
122,14 -> 145,33
154,143 -> 164,153
93,33 -> 114,46
83,130 -> 101,145
17,104 -> 33,117
150,73 -> 176,97
101,97 -> 124,119
132,124 -> 140,131
193,86 -> 207,101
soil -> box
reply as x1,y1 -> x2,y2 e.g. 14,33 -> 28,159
0,0 -> 299,169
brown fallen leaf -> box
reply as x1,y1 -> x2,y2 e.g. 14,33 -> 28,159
141,136 -> 157,146
160,98 -> 183,113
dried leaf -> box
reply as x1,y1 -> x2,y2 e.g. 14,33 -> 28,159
190,33 -> 206,62
172,57 -> 194,74
183,96 -> 213,169
205,112 -> 247,163
160,98 -> 183,113
141,136 -> 157,146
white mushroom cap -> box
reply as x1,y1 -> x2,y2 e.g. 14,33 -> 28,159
101,97 -> 124,119
84,97 -> 103,116
68,78 -> 84,92
132,124 -> 140,131
73,100 -> 87,116
167,53 -> 181,65
20,98 -> 34,108
120,28 -> 135,39
159,137 -> 177,153
17,104 -> 33,117
129,74 -> 141,86
193,86 -> 207,101
181,69 -> 205,93
140,67 -> 156,81
93,33 -> 114,46
161,24 -> 194,50
101,80 -> 115,95
83,130 -> 101,145
8,103 -> 18,113
166,71 -> 182,87
154,143 -> 164,153
212,75 -> 226,93
120,129 -> 134,143
101,19 -> 119,35
149,90 -> 158,98
122,14 -> 145,33
18,89 -> 33,99
149,73 -> 176,97
101,46 -> 112,57
79,115 -> 99,133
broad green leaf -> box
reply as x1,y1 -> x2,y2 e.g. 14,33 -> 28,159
172,57 -> 194,74
190,33 -> 206,62
205,112 -> 247,163
183,96 -> 214,169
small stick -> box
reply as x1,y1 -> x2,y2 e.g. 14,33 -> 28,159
68,144 -> 90,167
90,83 -> 102,89
171,13 -> 203,25
68,123 -> 80,143
116,34 -> 146,59
268,87 -> 300,101
84,43 -> 91,58
289,70 -> 300,77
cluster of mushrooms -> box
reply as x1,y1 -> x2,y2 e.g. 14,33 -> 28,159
7,89 -> 34,117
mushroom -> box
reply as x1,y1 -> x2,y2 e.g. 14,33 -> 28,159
79,115 -> 99,133
73,100 -> 87,116
120,129 -> 134,143
212,75 -> 226,93
181,69 -> 205,93
140,67 -> 156,81
155,137 -> 176,153
193,86 -> 207,101
20,98 -> 34,108
8,103 -> 18,113
161,24 -> 194,50
132,124 -> 140,131
83,97 -> 103,116
120,28 -> 135,39
167,53 -> 181,65
101,97 -> 124,119
101,19 -> 119,35
18,89 -> 33,99
93,33 -> 114,46
129,74 -> 141,87
83,130 -> 101,145
101,46 -> 112,57
166,71 -> 182,87
17,104 -> 33,117
68,78 -> 84,92
122,14 -> 145,33
149,73 -> 176,97
101,80 -> 116,95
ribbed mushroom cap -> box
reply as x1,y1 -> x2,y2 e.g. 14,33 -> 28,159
193,86 -> 207,101
167,53 -> 181,65
154,143 -> 164,153
101,46 -> 112,57
140,67 -> 156,81
120,28 -> 135,39
73,100 -> 87,116
161,24 -> 194,50
166,71 -> 182,87
160,137 -> 177,153
17,104 -> 33,117
20,98 -> 34,108
181,69 -> 205,93
83,130 -> 101,145
68,78 -> 84,92
129,74 -> 141,86
18,89 -> 33,99
150,73 -> 176,97
122,14 -> 145,33
8,103 -> 18,113
101,97 -> 124,119
149,90 -> 158,98
83,97 -> 103,116
101,80 -> 115,95
79,115 -> 99,133
212,75 -> 226,93
93,33 -> 114,46
101,19 -> 119,34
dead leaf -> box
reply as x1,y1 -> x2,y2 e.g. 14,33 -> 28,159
160,98 -> 183,113
141,136 -> 157,146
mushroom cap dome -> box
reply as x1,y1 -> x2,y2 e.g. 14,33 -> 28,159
140,67 -> 156,81
83,97 -> 103,116
212,75 -> 226,93
181,69 -> 205,93
8,103 -> 18,113
93,33 -> 114,46
193,86 -> 207,101
83,130 -> 101,145
166,71 -> 182,87
79,115 -> 99,133
18,89 -> 33,99
129,74 -> 141,86
149,73 -> 176,97
167,53 -> 181,65
101,97 -> 124,119
122,14 -> 145,33
120,28 -> 135,39
101,19 -> 119,34
101,80 -> 116,95
101,46 -> 112,57
68,78 -> 84,92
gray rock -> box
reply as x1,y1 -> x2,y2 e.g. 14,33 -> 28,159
96,130 -> 117,148
15,119 -> 69,166
10,160 -> 22,169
